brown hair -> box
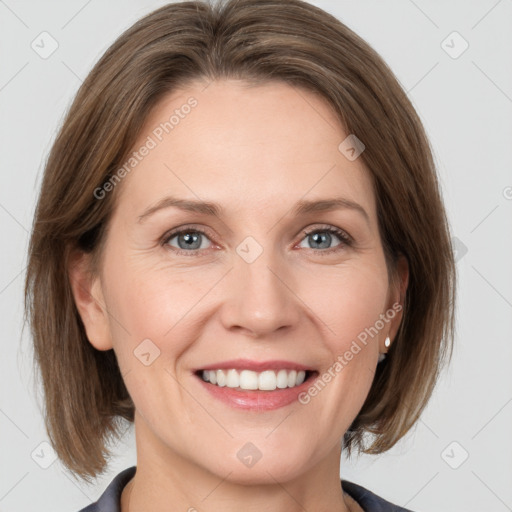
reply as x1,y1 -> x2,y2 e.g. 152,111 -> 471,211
24,0 -> 456,482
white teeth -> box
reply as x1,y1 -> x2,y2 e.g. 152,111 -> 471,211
216,370 -> 226,387
258,370 -> 276,390
239,370 -> 259,390
276,369 -> 289,388
200,368 -> 308,390
226,369 -> 239,388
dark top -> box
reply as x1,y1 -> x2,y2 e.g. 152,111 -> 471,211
77,465 -> 415,512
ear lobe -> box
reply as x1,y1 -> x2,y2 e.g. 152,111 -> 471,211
68,250 -> 113,351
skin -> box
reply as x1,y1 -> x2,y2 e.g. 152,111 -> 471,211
70,79 -> 408,512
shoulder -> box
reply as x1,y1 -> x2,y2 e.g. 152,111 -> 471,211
342,479 -> 416,512
76,466 -> 137,512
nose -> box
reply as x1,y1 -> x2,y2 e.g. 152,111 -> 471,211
219,251 -> 302,338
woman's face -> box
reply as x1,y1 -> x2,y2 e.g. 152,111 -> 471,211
74,79 -> 406,484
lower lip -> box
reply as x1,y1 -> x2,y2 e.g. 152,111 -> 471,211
194,372 -> 317,410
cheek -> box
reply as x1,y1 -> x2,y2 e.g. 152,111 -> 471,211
100,260 -> 206,421
300,259 -> 389,349
294,265 -> 386,435
99,251 -> 208,366
294,260 -> 388,416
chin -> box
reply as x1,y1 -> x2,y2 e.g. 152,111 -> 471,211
195,440 -> 318,485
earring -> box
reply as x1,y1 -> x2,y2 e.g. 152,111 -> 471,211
378,336 -> 391,364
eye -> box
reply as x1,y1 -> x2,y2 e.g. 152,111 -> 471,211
162,226 -> 213,256
297,225 -> 352,253
160,224 -> 353,257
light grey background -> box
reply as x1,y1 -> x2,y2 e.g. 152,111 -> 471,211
1,1 -> 511,511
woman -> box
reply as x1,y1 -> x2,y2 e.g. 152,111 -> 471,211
24,0 -> 456,511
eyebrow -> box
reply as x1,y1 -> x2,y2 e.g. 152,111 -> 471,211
137,195 -> 370,225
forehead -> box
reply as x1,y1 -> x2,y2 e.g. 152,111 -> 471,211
115,79 -> 376,221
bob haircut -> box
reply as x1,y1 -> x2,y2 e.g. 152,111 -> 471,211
24,0 -> 456,482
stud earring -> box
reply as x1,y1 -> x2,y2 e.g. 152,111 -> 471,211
378,336 -> 392,364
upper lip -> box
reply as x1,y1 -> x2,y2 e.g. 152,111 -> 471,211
196,359 -> 315,372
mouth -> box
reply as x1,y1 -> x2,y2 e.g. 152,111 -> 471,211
192,359 -> 319,410
194,368 -> 318,391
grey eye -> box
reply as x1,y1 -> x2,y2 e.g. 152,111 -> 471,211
298,229 -> 344,250
166,230 -> 211,251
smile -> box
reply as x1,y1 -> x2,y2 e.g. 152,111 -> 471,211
198,368 -> 313,391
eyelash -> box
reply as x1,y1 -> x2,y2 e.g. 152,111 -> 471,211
161,224 -> 353,257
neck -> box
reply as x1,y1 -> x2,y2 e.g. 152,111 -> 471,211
121,413 -> 354,512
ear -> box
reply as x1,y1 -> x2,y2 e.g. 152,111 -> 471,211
68,250 -> 113,351
383,253 -> 409,349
